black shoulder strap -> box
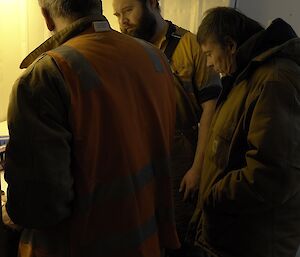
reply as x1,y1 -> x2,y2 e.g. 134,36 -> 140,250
164,21 -> 184,61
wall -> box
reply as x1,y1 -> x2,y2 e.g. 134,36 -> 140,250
0,0 -> 27,121
102,0 -> 119,30
0,0 -> 48,122
161,0 -> 233,33
160,0 -> 202,34
237,0 -> 300,35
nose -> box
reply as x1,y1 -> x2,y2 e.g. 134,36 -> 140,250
206,57 -> 213,68
120,14 -> 129,26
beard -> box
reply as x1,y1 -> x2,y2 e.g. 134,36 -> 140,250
121,6 -> 157,42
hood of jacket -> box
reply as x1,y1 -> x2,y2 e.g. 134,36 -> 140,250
218,18 -> 300,103
236,18 -> 300,83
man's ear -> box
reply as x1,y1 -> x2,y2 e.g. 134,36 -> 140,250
224,36 -> 237,54
41,7 -> 55,31
148,0 -> 159,10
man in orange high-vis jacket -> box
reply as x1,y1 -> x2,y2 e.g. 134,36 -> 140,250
2,0 -> 180,256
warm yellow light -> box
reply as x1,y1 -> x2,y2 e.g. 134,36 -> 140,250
0,0 -> 118,122
0,0 -> 48,106
0,0 -> 18,2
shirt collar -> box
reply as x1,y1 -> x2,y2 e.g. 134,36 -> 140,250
20,14 -> 110,69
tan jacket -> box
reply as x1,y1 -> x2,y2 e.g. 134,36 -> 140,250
190,19 -> 300,257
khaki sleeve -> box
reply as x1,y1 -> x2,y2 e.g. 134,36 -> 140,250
5,55 -> 74,228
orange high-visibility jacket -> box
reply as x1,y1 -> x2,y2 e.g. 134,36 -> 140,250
5,15 -> 180,257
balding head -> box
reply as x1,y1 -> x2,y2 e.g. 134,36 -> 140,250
38,0 -> 102,20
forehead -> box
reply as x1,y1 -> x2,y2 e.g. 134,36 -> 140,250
201,38 -> 221,52
113,0 -> 142,11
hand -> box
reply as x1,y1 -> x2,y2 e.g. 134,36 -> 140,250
179,168 -> 200,201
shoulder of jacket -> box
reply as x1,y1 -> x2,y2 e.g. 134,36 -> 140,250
173,25 -> 189,37
172,27 -> 198,48
19,54 -> 46,77
18,53 -> 62,89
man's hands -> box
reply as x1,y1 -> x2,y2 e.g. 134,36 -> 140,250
179,100 -> 217,202
179,168 -> 200,201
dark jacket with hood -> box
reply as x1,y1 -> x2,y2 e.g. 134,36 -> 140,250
189,19 -> 300,257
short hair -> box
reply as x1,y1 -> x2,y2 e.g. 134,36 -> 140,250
197,7 -> 264,48
38,0 -> 102,19
138,0 -> 160,10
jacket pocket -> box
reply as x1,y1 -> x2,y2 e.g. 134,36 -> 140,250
211,122 -> 236,169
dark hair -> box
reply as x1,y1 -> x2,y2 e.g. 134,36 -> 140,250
39,0 -> 102,19
138,0 -> 160,10
197,7 -> 264,48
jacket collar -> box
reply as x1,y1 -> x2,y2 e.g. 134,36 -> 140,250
20,14 -> 109,69
217,19 -> 299,105
234,18 -> 298,84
